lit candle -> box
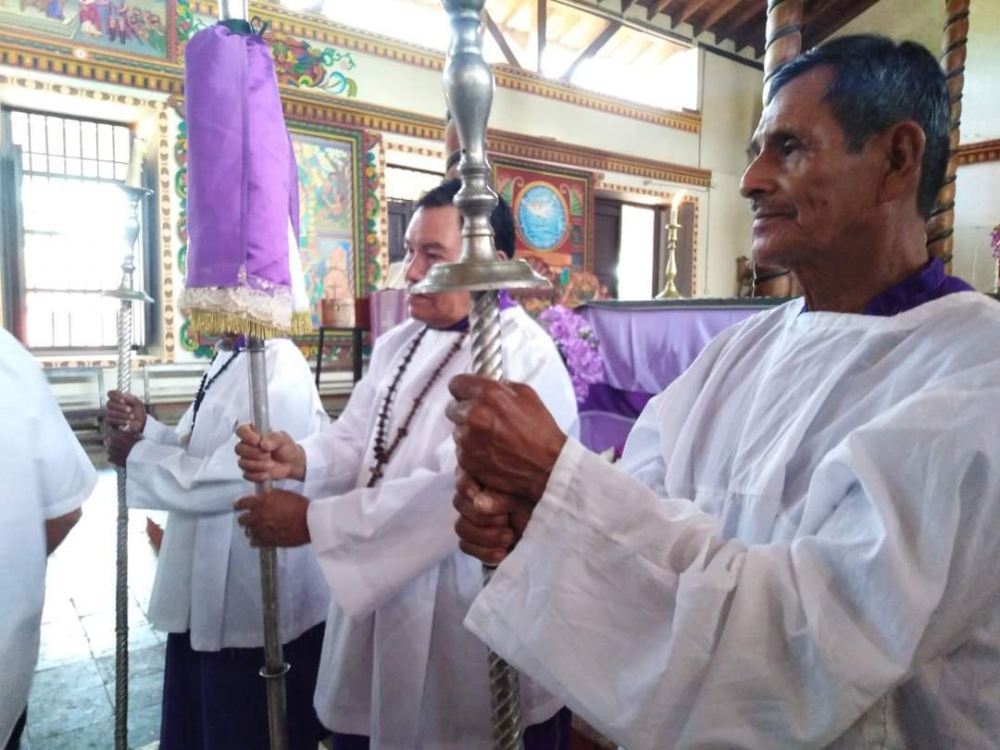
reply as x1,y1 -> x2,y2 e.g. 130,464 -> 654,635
670,190 -> 686,226
125,137 -> 145,188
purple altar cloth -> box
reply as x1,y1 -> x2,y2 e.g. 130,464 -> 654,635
576,303 -> 766,453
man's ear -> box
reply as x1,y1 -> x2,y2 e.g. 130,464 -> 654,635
877,119 -> 925,211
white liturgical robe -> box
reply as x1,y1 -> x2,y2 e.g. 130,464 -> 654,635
127,339 -> 330,651
302,305 -> 578,749
466,292 -> 1000,749
0,330 -> 97,746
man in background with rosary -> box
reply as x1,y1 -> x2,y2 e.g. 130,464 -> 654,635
233,179 -> 579,749
104,333 -> 329,749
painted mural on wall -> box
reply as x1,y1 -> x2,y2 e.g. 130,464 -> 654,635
493,160 -> 592,272
293,131 -> 356,328
271,29 -> 358,97
0,0 -> 174,57
178,120 -> 377,359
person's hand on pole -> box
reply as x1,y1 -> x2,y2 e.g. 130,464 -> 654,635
235,425 -> 306,482
106,390 -> 147,433
235,490 -> 311,547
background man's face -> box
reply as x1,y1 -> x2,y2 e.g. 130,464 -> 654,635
403,205 -> 471,328
740,67 -> 881,270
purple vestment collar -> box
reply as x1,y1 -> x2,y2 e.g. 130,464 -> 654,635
802,258 -> 973,316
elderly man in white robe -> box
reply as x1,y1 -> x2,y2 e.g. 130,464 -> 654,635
233,179 -> 579,749
105,335 -> 330,750
448,35 -> 1000,750
1,329 -> 96,750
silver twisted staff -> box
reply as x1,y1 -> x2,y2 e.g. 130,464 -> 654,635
412,2 -> 549,747
104,184 -> 153,750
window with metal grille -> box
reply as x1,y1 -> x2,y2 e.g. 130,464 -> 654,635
3,108 -> 147,351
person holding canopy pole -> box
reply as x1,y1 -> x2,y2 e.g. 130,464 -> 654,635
147,0 -> 329,747
233,5 -> 579,748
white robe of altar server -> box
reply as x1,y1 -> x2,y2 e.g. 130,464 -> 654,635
126,339 -> 330,651
0,330 -> 97,746
301,305 -> 578,749
466,293 -> 1000,750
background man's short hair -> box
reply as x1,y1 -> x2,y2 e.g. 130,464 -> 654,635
415,178 -> 516,259
767,34 -> 950,220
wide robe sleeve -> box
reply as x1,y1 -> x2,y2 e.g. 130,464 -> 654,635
126,345 -> 321,515
465,372 -> 1000,749
306,311 -> 578,619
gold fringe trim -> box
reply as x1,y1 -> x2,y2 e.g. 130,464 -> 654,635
291,310 -> 315,335
186,309 -> 314,339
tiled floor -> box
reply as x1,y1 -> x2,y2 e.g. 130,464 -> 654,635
22,467 -> 164,750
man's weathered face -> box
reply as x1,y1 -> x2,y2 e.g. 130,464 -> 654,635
740,67 -> 881,270
404,205 -> 470,328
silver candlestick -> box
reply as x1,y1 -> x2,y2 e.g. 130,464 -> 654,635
104,184 -> 153,750
412,2 -> 549,748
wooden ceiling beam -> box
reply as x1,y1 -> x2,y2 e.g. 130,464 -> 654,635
723,0 -> 766,41
646,0 -> 673,21
693,0 -> 744,39
673,0 -> 713,28
485,11 -> 524,69
734,17 -> 766,57
803,0 -> 881,48
561,20 -> 622,81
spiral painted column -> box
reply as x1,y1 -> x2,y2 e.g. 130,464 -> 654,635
762,0 -> 803,103
927,0 -> 970,265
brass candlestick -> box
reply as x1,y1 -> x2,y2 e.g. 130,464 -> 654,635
656,212 -> 684,299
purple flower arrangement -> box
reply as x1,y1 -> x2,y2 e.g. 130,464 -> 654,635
538,305 -> 604,403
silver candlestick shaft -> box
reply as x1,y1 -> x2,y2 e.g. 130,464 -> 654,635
104,185 -> 154,750
412,2 -> 549,748
247,337 -> 290,750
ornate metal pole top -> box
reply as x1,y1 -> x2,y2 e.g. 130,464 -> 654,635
104,187 -> 154,305
412,1 -> 548,295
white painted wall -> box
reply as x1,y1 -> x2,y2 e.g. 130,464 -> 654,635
697,49 -> 762,297
954,163 -> 1000,292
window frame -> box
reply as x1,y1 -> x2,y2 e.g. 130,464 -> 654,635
0,106 -> 158,356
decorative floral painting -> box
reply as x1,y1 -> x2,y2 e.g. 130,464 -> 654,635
0,0 -> 175,58
493,159 -> 592,272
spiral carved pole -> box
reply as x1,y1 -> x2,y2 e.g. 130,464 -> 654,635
412,3 -> 549,746
927,0 -> 970,267
105,185 -> 154,750
762,0 -> 804,103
